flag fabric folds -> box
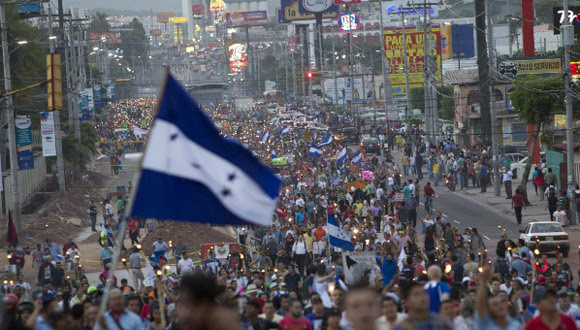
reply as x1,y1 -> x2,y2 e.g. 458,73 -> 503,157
308,144 -> 323,158
327,214 -> 354,251
351,150 -> 362,165
317,132 -> 333,147
7,210 -> 18,247
280,126 -> 291,135
336,147 -> 347,165
259,131 -> 270,143
131,73 -> 281,226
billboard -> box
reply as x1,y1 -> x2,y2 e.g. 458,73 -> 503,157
383,26 -> 441,95
15,116 -> 34,170
157,12 -> 174,23
89,32 -> 122,43
225,11 -> 268,26
279,0 -> 338,23
169,17 -> 187,24
39,112 -> 56,157
227,40 -> 248,73
192,4 -> 205,17
498,58 -> 561,79
335,0 -> 361,4
150,29 -> 162,36
299,0 -> 337,14
553,6 -> 580,34
323,76 -> 374,104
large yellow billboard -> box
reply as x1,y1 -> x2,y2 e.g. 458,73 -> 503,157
383,26 -> 442,95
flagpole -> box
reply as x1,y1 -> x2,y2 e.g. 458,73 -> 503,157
96,71 -> 170,328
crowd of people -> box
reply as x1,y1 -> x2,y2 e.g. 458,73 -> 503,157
2,97 -> 580,330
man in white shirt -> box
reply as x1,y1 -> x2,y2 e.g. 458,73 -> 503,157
375,295 -> 406,329
503,168 -> 513,199
554,205 -> 568,227
295,195 -> 305,208
178,251 -> 194,276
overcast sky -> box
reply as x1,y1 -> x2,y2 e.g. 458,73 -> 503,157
62,0 -> 181,12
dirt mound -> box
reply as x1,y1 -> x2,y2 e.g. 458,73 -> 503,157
7,170 -> 113,249
136,222 -> 235,257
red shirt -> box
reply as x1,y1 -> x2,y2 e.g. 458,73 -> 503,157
326,204 -> 336,216
525,313 -> 577,330
279,315 -> 312,330
423,185 -> 435,197
512,193 -> 524,208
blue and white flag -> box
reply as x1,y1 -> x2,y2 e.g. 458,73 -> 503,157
271,149 -> 277,159
327,214 -> 354,251
131,74 -> 282,226
317,132 -> 333,147
259,131 -> 271,143
351,150 -> 362,165
280,126 -> 291,135
336,147 -> 347,165
308,144 -> 323,158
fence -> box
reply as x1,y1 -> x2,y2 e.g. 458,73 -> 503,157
1,155 -> 48,217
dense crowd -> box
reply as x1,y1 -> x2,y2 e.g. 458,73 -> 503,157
1,98 -> 580,330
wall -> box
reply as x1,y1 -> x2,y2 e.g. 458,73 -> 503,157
0,155 -> 48,217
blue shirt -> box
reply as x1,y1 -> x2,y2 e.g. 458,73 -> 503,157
424,281 -> 450,313
93,310 -> 144,330
480,165 -> 488,177
403,186 -> 410,200
296,211 -> 305,225
475,313 -> 521,330
100,247 -> 113,260
381,259 -> 397,286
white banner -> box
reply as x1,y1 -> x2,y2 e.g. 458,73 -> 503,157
323,76 -> 374,104
342,251 -> 377,284
40,112 -> 56,157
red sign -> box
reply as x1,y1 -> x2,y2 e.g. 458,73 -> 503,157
334,0 -> 361,4
192,4 -> 204,16
571,62 -> 580,76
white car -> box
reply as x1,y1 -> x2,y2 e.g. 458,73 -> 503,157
510,152 -> 545,180
519,221 -> 569,257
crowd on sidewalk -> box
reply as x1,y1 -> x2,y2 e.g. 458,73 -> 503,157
2,99 -> 580,330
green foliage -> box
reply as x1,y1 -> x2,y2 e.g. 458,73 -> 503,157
119,18 -> 148,64
409,85 -> 455,121
62,135 -> 91,170
509,75 -> 565,126
87,12 -> 110,34
80,122 -> 97,153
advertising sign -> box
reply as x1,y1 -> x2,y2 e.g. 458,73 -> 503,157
279,0 -> 338,23
553,6 -> 580,34
88,32 -> 122,43
209,0 -> 226,12
192,4 -> 204,17
337,11 -> 360,33
225,11 -> 268,26
323,76 -> 374,104
157,12 -> 174,23
383,26 -> 441,95
39,112 -> 56,157
300,0 -> 335,13
335,0 -> 361,4
227,40 -> 248,73
169,17 -> 187,24
514,59 -> 562,75
150,29 -> 162,36
15,116 -> 34,170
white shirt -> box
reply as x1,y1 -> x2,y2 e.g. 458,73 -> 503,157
500,283 -> 512,295
376,188 -> 384,200
503,171 -> 513,182
295,198 -> 305,207
178,258 -> 194,276
292,240 -> 308,255
409,184 -> 415,195
387,177 -> 394,186
554,210 -> 567,226
105,203 -> 113,215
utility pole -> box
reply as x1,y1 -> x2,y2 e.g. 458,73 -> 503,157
475,0 -> 492,147
401,10 -> 411,116
428,13 -> 438,145
331,18 -> 338,106
0,3 -> 21,230
49,4 -> 66,198
563,0 -> 576,224
70,15 -> 80,139
378,0 -> 391,118
486,0 -> 500,196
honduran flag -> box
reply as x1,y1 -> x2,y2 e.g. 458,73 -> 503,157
130,73 -> 281,226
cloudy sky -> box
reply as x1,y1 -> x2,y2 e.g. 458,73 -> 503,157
63,0 -> 182,12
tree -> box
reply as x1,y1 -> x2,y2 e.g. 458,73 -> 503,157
509,76 -> 564,205
119,18 -> 147,64
409,85 -> 455,121
87,12 -> 110,34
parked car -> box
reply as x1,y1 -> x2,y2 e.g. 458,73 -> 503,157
519,221 -> 569,257
510,152 -> 546,179
361,137 -> 381,155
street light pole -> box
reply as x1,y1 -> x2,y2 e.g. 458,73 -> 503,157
0,3 -> 21,230
378,0 -> 392,117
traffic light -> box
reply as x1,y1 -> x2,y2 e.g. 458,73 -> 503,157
306,71 -> 314,80
47,54 -> 62,110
